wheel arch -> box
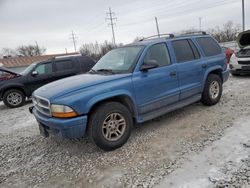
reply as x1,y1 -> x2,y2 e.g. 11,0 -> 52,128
203,67 -> 223,90
87,94 -> 137,121
1,85 -> 27,99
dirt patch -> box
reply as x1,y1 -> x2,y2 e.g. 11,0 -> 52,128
0,75 -> 250,187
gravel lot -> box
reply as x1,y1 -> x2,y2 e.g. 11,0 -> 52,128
0,75 -> 250,188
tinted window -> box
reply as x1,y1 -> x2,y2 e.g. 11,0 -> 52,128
172,39 -> 195,63
55,60 -> 74,71
79,57 -> 95,72
188,39 -> 200,59
144,43 -> 171,67
35,63 -> 52,75
196,37 -> 221,56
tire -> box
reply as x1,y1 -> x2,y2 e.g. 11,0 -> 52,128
201,74 -> 222,106
88,102 -> 133,151
3,89 -> 26,108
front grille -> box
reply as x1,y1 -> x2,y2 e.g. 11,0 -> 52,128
238,61 -> 250,65
32,95 -> 51,116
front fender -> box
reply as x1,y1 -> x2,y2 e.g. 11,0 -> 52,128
86,90 -> 136,113
0,83 -> 27,98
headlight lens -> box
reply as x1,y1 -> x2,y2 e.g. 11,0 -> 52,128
51,104 -> 77,118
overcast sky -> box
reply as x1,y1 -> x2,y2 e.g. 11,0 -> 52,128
0,0 -> 249,54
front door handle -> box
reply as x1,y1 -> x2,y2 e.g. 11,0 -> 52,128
202,64 -> 207,68
170,71 -> 177,77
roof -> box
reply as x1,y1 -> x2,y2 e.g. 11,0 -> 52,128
128,32 -> 209,46
0,52 -> 79,68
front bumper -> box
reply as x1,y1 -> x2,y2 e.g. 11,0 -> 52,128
229,64 -> 250,74
32,107 -> 88,138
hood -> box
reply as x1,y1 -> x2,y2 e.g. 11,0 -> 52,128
237,30 -> 250,49
34,73 -> 131,100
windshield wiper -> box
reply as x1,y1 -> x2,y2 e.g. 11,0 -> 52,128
95,69 -> 115,74
88,69 -> 98,74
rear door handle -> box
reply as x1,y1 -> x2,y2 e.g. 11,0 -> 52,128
202,64 -> 207,68
170,71 -> 177,77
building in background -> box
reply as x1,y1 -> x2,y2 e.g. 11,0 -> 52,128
0,52 -> 79,73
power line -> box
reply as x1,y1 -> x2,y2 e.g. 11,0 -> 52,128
118,0 -> 237,28
106,7 -> 117,45
69,30 -> 77,52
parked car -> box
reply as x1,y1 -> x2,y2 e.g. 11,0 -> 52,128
31,32 -> 229,151
0,54 -> 95,108
222,47 -> 234,64
229,30 -> 250,76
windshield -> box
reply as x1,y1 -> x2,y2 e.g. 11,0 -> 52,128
91,46 -> 143,74
20,63 -> 36,75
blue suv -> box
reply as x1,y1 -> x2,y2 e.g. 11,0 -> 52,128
31,32 -> 229,151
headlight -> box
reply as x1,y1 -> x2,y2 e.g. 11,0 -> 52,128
51,104 -> 77,118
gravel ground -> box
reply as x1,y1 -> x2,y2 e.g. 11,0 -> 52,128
0,75 -> 250,188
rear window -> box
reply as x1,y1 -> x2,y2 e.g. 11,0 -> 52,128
196,37 -> 221,57
55,60 -> 74,71
172,39 -> 199,63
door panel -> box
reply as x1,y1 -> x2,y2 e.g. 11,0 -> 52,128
132,65 -> 179,115
27,62 -> 54,93
172,39 -> 206,100
132,43 -> 180,115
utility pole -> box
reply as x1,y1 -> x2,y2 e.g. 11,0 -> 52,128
106,7 -> 117,45
35,41 -> 40,55
242,0 -> 245,31
69,31 -> 77,52
199,17 -> 202,31
155,17 -> 160,37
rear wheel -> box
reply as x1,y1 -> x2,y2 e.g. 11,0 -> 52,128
88,102 -> 133,151
3,89 -> 26,108
201,74 -> 222,106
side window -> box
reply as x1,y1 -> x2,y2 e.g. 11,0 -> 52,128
55,60 -> 74,72
35,63 -> 52,75
144,43 -> 171,67
196,37 -> 221,57
172,39 -> 196,63
188,39 -> 200,59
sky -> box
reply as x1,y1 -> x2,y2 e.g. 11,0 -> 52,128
0,0 -> 249,54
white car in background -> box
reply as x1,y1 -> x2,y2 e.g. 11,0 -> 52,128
229,30 -> 250,76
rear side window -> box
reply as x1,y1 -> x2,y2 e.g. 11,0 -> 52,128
144,43 -> 171,67
55,60 -> 74,71
172,39 -> 199,63
196,37 -> 221,57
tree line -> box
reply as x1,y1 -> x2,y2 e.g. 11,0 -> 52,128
0,21 -> 241,60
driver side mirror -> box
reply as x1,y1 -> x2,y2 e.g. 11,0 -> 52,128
31,71 -> 38,76
140,60 -> 159,72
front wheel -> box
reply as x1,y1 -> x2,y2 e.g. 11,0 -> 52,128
88,102 -> 133,151
3,89 -> 26,108
201,74 -> 222,106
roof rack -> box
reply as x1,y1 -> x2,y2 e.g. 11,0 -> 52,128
179,31 -> 207,36
139,33 -> 175,41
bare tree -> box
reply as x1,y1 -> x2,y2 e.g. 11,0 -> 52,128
17,45 -> 46,56
79,41 -> 121,60
208,21 -> 240,42
0,48 -> 18,57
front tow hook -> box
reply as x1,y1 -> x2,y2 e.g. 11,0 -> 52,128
29,106 -> 34,114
